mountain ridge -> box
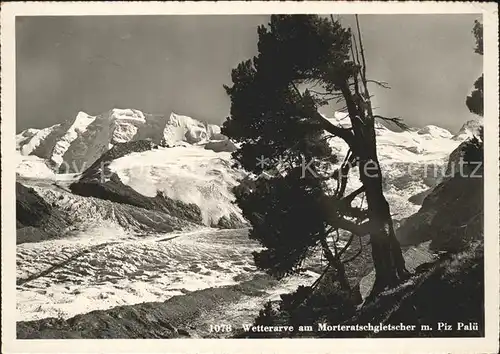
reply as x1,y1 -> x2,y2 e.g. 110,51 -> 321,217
16,108 -> 228,174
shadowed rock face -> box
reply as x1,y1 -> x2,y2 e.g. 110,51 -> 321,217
407,188 -> 432,205
32,185 -> 195,235
16,183 -> 69,244
397,171 -> 483,252
397,138 -> 483,252
337,243 -> 484,338
234,243 -> 484,339
69,140 -> 203,225
29,123 -> 69,162
16,177 -> 198,244
407,140 -> 471,206
214,212 -> 246,229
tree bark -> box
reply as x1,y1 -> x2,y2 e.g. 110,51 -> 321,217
357,137 -> 409,297
339,76 -> 409,297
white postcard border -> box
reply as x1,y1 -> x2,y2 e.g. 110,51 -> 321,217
2,2 -> 498,353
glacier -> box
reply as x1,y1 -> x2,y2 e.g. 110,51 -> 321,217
108,145 -> 246,226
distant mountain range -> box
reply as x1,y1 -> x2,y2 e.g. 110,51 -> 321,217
16,109 -> 230,175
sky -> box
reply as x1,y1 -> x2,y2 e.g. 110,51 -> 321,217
16,14 -> 482,133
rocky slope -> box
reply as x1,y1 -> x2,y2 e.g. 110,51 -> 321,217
26,183 -> 197,235
396,141 -> 483,251
16,183 -> 70,244
235,241 -> 484,339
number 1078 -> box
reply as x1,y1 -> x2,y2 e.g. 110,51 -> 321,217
209,325 -> 232,333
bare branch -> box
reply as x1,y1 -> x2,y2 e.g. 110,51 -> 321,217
336,114 -> 350,122
355,14 -> 379,125
351,29 -> 361,70
335,150 -> 354,198
373,115 -> 409,130
325,216 -> 371,237
350,80 -> 391,89
313,112 -> 356,148
290,82 -> 356,148
334,95 -> 346,105
338,232 -> 354,257
332,231 -> 339,257
350,33 -> 362,98
341,186 -> 365,206
355,15 -> 368,89
308,80 -> 321,90
310,264 -> 331,290
368,80 -> 391,89
342,207 -> 369,220
342,154 -> 357,196
319,134 -> 335,144
342,233 -> 364,264
320,237 -> 338,268
309,89 -> 343,97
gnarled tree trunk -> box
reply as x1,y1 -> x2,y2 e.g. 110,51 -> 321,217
358,154 -> 409,296
339,67 -> 409,297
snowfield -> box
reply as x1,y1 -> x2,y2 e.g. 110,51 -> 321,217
108,146 -> 245,226
16,152 -> 56,180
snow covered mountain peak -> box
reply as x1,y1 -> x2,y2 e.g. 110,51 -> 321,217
16,108 -> 230,173
453,119 -> 483,140
51,111 -> 97,166
162,112 -> 210,146
417,125 -> 453,139
105,108 -> 148,144
106,108 -> 146,123
324,111 -> 394,132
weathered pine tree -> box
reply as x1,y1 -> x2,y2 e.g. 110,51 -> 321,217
223,15 -> 408,298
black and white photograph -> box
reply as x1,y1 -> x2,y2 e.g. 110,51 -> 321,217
1,2 -> 499,353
